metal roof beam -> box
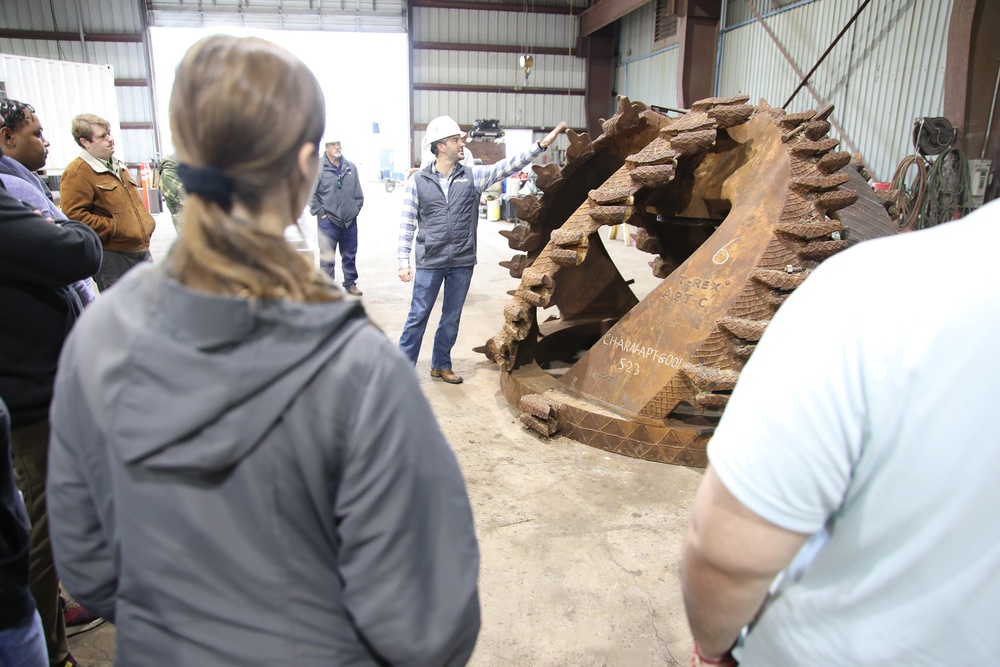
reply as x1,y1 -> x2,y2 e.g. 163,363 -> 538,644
0,29 -> 144,43
578,0 -> 648,37
414,83 -> 584,95
411,0 -> 577,15
413,41 -> 575,56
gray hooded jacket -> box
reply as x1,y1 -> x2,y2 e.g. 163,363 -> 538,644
47,265 -> 480,666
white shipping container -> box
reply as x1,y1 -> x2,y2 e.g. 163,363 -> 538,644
0,54 -> 121,176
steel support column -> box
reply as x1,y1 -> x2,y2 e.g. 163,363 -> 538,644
583,24 -> 615,138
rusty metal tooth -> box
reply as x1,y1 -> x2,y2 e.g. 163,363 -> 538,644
510,195 -> 542,223
669,129 -> 717,155
633,228 -> 663,254
499,254 -> 529,278
780,109 -> 817,128
662,112 -> 717,137
815,189 -> 859,214
566,129 -> 595,161
775,220 -> 843,240
589,204 -> 630,225
814,103 -> 835,121
516,287 -> 551,308
499,224 -> 544,251
473,340 -> 496,361
816,151 -> 852,174
690,95 -> 750,111
627,138 -> 677,166
762,291 -> 789,307
600,98 -> 644,136
695,392 -> 730,410
503,297 -> 533,323
532,163 -> 563,192
750,268 -> 809,291
520,412 -> 559,437
789,137 -> 840,155
520,393 -> 558,420
804,120 -> 832,140
630,163 -> 677,187
550,247 -> 586,267
589,185 -> 634,206
798,239 -> 848,261
680,363 -> 740,391
503,320 -> 531,340
707,104 -> 754,128
550,229 -> 587,247
649,256 -> 676,278
790,172 -> 851,193
718,317 -> 769,342
521,270 -> 554,289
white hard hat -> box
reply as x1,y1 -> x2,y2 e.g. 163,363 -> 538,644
423,116 -> 464,148
322,136 -> 341,145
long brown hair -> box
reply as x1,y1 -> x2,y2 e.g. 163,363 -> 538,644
167,35 -> 337,302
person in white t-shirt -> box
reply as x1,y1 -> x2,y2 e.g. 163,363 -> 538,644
681,200 -> 1000,666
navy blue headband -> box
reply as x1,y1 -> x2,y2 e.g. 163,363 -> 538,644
176,163 -> 234,211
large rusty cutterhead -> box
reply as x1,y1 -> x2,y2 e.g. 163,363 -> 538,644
479,97 -> 898,467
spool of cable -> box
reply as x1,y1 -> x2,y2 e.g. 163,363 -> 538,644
912,117 -> 956,156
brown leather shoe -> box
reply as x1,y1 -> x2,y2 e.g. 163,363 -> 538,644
430,367 -> 463,384
345,285 -> 363,297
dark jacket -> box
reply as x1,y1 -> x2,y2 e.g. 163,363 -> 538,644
413,162 -> 480,269
60,150 -> 156,252
48,265 -> 481,666
0,184 -> 102,428
309,154 -> 364,227
0,397 -> 35,629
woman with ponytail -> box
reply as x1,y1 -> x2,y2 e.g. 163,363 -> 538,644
45,36 -> 480,666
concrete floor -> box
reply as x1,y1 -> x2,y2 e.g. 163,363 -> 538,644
67,182 -> 703,666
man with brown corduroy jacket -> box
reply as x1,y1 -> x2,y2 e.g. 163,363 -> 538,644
60,113 -> 156,292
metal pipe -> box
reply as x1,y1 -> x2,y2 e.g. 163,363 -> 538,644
742,0 -> 873,178
982,59 -> 1000,160
783,0 -> 871,109
74,0 -> 88,63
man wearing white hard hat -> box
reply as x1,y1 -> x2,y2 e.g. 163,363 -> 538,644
397,116 -> 567,384
309,136 -> 364,296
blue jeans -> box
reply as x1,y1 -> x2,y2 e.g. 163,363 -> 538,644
317,217 -> 359,287
398,266 -> 474,369
0,611 -> 48,667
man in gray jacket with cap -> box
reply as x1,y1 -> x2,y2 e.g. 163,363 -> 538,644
310,137 -> 365,296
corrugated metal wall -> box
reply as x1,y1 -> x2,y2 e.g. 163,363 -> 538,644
717,0 -> 952,181
410,4 -> 585,166
415,50 -> 583,90
613,1 -> 681,110
413,8 -> 575,48
0,54 -> 120,174
0,0 -> 157,169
